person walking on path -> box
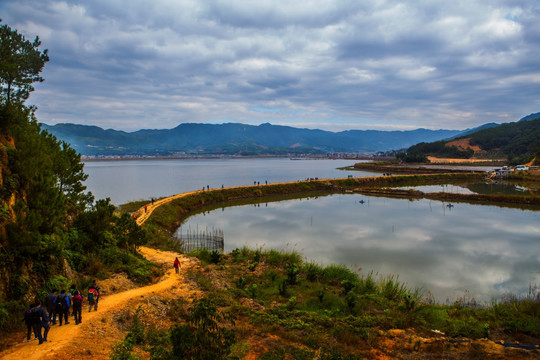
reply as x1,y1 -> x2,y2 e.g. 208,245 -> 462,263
87,287 -> 97,312
88,282 -> 100,312
22,303 -> 38,342
44,290 -> 57,325
55,290 -> 70,326
173,257 -> 181,274
92,280 -> 101,311
72,290 -> 83,325
32,299 -> 50,345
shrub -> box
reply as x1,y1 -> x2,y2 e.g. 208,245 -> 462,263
253,249 -> 262,263
236,276 -> 247,289
318,289 -> 326,304
248,284 -> 257,299
263,269 -> 279,282
229,341 -> 250,359
0,298 -> 13,329
190,248 -> 212,264
81,253 -> 105,278
231,248 -> 241,261
192,271 -> 213,292
341,279 -> 355,294
265,249 -> 302,266
210,250 -> 222,264
278,280 -> 288,297
288,297 -> 297,311
345,292 -> 357,313
321,264 -> 358,285
286,263 -> 299,285
169,297 -> 236,359
109,339 -> 138,360
380,275 -> 407,301
125,306 -> 145,346
303,262 -> 322,282
357,272 -> 377,294
239,246 -> 252,259
99,247 -> 160,284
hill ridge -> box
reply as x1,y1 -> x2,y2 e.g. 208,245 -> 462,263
399,114 -> 540,164
41,122 -> 486,157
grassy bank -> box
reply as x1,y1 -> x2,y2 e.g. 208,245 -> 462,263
113,246 -> 540,359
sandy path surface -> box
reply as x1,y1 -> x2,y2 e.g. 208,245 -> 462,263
0,247 -> 201,360
134,190 -> 200,226
133,182 -> 303,226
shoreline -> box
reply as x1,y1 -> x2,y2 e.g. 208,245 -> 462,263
134,172 -> 540,231
82,154 -> 369,162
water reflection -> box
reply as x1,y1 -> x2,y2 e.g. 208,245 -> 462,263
180,194 -> 540,303
395,182 -> 540,196
466,182 -> 540,195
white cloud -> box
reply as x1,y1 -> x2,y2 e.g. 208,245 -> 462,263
0,0 -> 539,131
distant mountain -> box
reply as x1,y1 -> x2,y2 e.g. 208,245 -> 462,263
451,122 -> 499,138
399,114 -> 540,164
41,122 -> 489,157
519,112 -> 540,122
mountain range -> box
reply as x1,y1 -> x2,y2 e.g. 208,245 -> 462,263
40,122 -> 498,157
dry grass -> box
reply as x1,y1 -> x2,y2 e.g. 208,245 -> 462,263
427,156 -> 504,163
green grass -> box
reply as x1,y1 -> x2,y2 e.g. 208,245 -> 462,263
104,243 -> 540,359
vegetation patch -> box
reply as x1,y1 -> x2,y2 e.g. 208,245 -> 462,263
110,246 -> 540,359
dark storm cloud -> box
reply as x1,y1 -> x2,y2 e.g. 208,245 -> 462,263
1,0 -> 538,131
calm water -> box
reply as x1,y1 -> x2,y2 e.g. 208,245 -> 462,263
179,194 -> 540,303
395,182 -> 540,196
83,158 -> 364,205
83,158 -> 540,303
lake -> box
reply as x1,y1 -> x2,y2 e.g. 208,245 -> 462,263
83,158 -> 539,303
83,158 -> 363,205
179,193 -> 540,303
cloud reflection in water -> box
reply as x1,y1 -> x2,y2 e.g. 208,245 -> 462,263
180,194 -> 540,303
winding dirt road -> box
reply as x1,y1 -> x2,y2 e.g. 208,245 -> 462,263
1,187 -> 217,359
0,247 -> 201,360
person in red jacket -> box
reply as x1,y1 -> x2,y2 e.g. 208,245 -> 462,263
173,257 -> 181,274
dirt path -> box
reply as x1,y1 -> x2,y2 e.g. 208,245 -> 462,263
1,186 -> 237,359
133,182 -> 302,226
134,190 -> 200,226
0,247 -> 202,360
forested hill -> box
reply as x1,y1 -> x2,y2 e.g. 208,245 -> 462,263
41,122 -> 480,156
398,113 -> 540,164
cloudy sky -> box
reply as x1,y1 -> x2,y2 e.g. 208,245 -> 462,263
2,0 -> 539,132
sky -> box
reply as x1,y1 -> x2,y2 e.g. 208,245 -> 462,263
1,0 -> 539,132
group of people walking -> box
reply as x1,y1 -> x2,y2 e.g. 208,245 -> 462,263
23,280 -> 101,345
